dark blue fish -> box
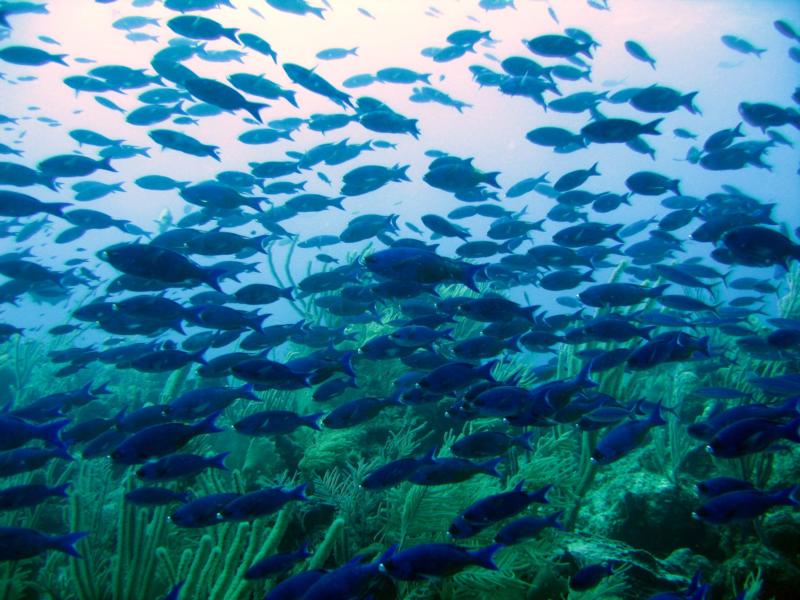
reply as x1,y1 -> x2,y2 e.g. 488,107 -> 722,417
409,456 -> 502,485
579,283 -> 669,308
379,542 -> 502,580
234,410 -> 323,435
170,493 -> 240,528
456,482 -> 551,527
0,527 -> 88,561
706,417 -> 800,458
322,397 -> 399,429
570,562 -> 615,591
451,430 -> 533,458
111,412 -> 223,464
220,483 -> 307,521
165,384 -> 257,421
303,549 -> 391,600
99,243 -> 224,292
136,452 -> 229,481
494,510 -> 564,544
360,449 -> 437,490
693,486 -> 798,524
0,415 -> 68,450
696,477 -> 754,498
0,483 -> 69,511
591,403 -> 666,464
0,446 -> 72,477
245,541 -> 311,579
418,360 -> 497,393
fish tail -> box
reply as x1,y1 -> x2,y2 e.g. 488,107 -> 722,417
281,89 -> 299,107
38,418 -> 70,447
649,283 -> 671,298
238,382 -> 258,401
772,484 -> 800,506
209,451 -> 231,471
201,267 -> 226,292
483,171 -> 501,188
245,101 -> 269,124
471,543 -> 503,570
642,118 -> 664,136
648,401 -> 667,426
480,456 -> 504,477
195,410 -> 223,434
304,412 -> 324,431
97,156 -> 116,172
513,430 -> 535,451
44,201 -> 71,218
461,262 -> 485,292
782,417 -> 800,444
204,144 -> 221,161
224,27 -> 240,45
682,91 -> 701,115
248,313 -> 269,334
549,509 -> 566,530
290,482 -> 309,500
49,531 -> 89,559
478,358 -> 498,382
52,482 -> 71,497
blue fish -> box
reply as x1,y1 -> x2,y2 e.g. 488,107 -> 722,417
0,527 -> 88,561
592,403 -> 666,465
379,542 -> 502,580
693,486 -> 798,524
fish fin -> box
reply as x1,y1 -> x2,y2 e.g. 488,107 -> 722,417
238,383 -> 258,401
209,451 -> 230,471
304,412 -> 325,431
194,410 -> 223,434
290,482 -> 308,500
530,483 -> 553,504
642,118 -> 663,136
471,543 -> 503,570
245,101 -> 269,123
50,531 -> 89,558
223,27 -> 240,45
39,418 -> 71,448
52,482 -> 71,497
201,267 -> 226,292
480,456 -> 504,477
513,430 -> 535,451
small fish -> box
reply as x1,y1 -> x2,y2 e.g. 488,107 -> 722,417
0,527 -> 87,561
693,486 -> 798,524
494,510 -> 564,544
379,543 -> 502,580
219,483 -> 308,521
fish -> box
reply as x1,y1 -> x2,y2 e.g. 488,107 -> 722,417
494,510 -> 564,544
591,403 -> 666,464
379,543 -> 502,580
219,483 -> 308,521
136,452 -> 230,481
244,541 -> 311,579
693,486 -> 798,524
0,528 -> 87,561
111,412 -> 223,464
570,562 -> 616,591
